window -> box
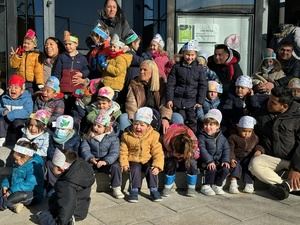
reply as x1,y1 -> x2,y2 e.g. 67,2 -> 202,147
0,0 -> 6,86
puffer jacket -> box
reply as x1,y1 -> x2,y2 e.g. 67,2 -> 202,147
198,130 -> 230,164
10,51 -> 44,85
120,126 -> 164,171
196,97 -> 221,121
22,128 -> 50,157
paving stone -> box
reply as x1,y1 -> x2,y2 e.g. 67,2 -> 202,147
238,214 -> 295,225
268,203 -> 300,224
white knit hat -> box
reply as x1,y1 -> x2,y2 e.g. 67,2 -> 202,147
134,107 -> 153,124
204,109 -> 222,125
182,39 -> 199,52
111,34 -> 125,48
237,116 -> 256,129
288,78 -> 300,89
208,80 -> 223,93
52,148 -> 71,169
235,75 -> 253,89
152,33 -> 165,49
54,115 -> 74,129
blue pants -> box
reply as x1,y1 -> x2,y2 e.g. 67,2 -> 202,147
164,157 -> 198,175
204,165 -> 230,186
94,161 -> 122,187
129,162 -> 158,189
230,158 -> 254,184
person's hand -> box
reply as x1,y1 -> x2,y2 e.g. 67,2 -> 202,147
161,119 -> 170,134
230,159 -> 237,168
207,162 -> 216,171
256,83 -> 266,92
166,101 -> 173,109
151,167 -> 159,175
222,162 -> 230,169
249,88 -> 254,96
121,165 -> 129,172
89,158 -> 98,165
264,82 -> 274,92
254,151 -> 262,157
2,109 -> 9,116
72,72 -> 85,86
194,103 -> 202,109
96,160 -> 107,168
2,187 -> 8,195
288,169 -> 300,190
10,47 -> 17,57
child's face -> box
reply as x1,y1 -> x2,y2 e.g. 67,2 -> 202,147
183,50 -> 197,65
42,86 -> 56,102
264,59 -> 274,68
28,119 -> 43,135
64,41 -> 78,53
91,34 -> 103,45
238,127 -> 253,139
207,91 -> 218,100
291,88 -> 300,98
13,152 -> 30,166
235,86 -> 250,98
52,165 -> 64,176
131,39 -> 140,51
203,122 -> 220,136
133,121 -> 149,136
92,123 -> 106,135
150,41 -> 159,52
8,85 -> 24,99
110,44 -> 121,52
97,99 -> 112,110
23,38 -> 36,51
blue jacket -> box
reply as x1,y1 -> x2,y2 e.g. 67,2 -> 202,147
80,132 -> 120,165
196,97 -> 221,121
198,130 -> 230,164
0,90 -> 33,121
1,154 -> 44,202
22,128 -> 50,157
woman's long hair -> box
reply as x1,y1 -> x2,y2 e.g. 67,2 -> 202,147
140,60 -> 160,92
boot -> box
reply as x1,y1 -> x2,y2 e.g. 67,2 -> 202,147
162,174 -> 176,197
186,174 -> 197,197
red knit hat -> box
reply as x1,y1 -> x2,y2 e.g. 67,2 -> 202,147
8,74 -> 25,87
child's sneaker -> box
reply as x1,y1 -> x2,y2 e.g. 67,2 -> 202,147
0,137 -> 6,147
229,179 -> 240,194
12,203 -> 24,213
200,184 -> 216,196
150,190 -> 162,202
112,186 -> 125,199
186,188 -> 197,197
128,190 -> 139,203
243,183 -> 254,194
162,187 -> 172,197
212,185 -> 225,195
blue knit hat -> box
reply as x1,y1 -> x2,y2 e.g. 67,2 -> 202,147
125,31 -> 139,45
45,76 -> 60,93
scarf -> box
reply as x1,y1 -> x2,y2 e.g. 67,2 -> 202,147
108,50 -> 124,59
23,128 -> 44,141
225,56 -> 238,80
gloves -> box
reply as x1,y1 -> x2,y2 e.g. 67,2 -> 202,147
97,55 -> 106,66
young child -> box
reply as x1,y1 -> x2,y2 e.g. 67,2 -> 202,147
198,109 -> 230,195
288,78 -> 300,102
252,48 -> 285,94
34,76 -> 65,126
166,39 -> 207,132
119,107 -> 164,202
48,115 -> 80,160
0,139 -> 44,213
0,74 -> 33,146
22,109 -> 50,158
228,116 -> 264,194
162,123 -> 200,197
9,29 -> 44,91
197,54 -> 220,81
80,113 -> 123,199
43,148 -> 95,224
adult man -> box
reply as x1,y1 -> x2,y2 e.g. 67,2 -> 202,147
249,87 -> 300,200
207,44 -> 243,96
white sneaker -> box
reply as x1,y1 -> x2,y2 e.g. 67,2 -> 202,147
200,185 -> 216,196
243,183 -> 254,194
112,186 -> 125,199
0,137 -> 5,147
229,180 -> 240,194
212,185 -> 225,195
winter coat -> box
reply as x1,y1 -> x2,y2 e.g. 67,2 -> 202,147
276,56 -> 300,86
198,130 -> 230,164
1,154 -> 44,202
0,90 -> 33,121
253,69 -> 285,86
80,132 -> 120,164
120,126 -> 164,171
10,51 -> 44,85
150,51 -> 173,82
53,52 -> 90,93
163,124 -> 199,159
228,132 -> 264,160
34,92 -> 65,124
102,53 -> 132,91
196,97 -> 221,121
22,128 -> 50,157
49,158 -> 95,224
254,101 -> 300,171
166,60 -> 207,109
86,101 -> 121,124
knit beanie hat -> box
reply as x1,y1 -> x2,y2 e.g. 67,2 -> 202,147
235,75 -> 253,88
98,86 -> 114,101
92,23 -> 109,40
24,29 -> 37,46
111,34 -> 125,48
64,30 -> 79,44
152,33 -> 165,49
95,113 -> 111,126
52,148 -> 71,169
204,109 -> 222,125
208,80 -> 223,93
288,78 -> 300,89
237,116 -> 256,129
30,109 -> 51,125
125,30 -> 139,45
54,115 -> 74,129
134,107 -> 153,124
224,34 -> 240,50
45,76 -> 60,93
8,74 -> 25,88
263,48 -> 276,60
182,39 -> 199,52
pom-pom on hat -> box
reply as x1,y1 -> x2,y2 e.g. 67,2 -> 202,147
54,115 -> 74,129
288,78 -> 300,89
224,34 -> 240,50
235,75 -> 253,89
110,34 -> 125,48
30,109 -> 51,125
24,29 -> 37,46
64,30 -> 79,44
152,33 -> 165,49
134,107 -> 153,124
263,48 -> 276,60
98,86 -> 114,101
92,24 -> 109,40
204,109 -> 222,125
52,148 -> 71,169
237,116 -> 256,129
95,113 -> 111,126
208,80 -> 223,93
45,76 -> 60,93
125,31 -> 139,45
182,39 -> 199,52
8,74 -> 25,88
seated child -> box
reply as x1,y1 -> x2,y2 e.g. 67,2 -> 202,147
0,74 -> 33,146
198,109 -> 230,196
22,109 -> 50,158
119,107 -> 164,203
80,113 -> 123,199
288,78 -> 300,102
162,124 -> 200,197
34,76 -> 65,126
10,29 -> 44,91
48,115 -> 80,160
0,139 -> 44,213
228,116 -> 264,194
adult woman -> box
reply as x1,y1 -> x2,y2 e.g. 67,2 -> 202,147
43,37 -> 65,82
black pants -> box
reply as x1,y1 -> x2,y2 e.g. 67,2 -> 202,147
94,161 -> 122,187
129,162 -> 158,189
164,157 -> 198,175
0,191 -> 33,210
204,164 -> 230,186
174,107 -> 197,132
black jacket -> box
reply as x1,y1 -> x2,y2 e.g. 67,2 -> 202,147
276,56 -> 300,87
49,159 -> 95,225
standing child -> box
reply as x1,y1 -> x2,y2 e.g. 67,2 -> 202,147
166,39 -> 207,132
10,29 -> 44,91
0,74 -> 33,146
0,139 -> 44,213
162,124 -> 200,197
81,113 -> 123,199
228,116 -> 264,194
198,109 -> 230,196
119,107 -> 164,203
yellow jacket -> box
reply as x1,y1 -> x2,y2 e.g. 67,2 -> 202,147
102,53 -> 132,91
10,51 -> 44,85
119,126 -> 164,171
